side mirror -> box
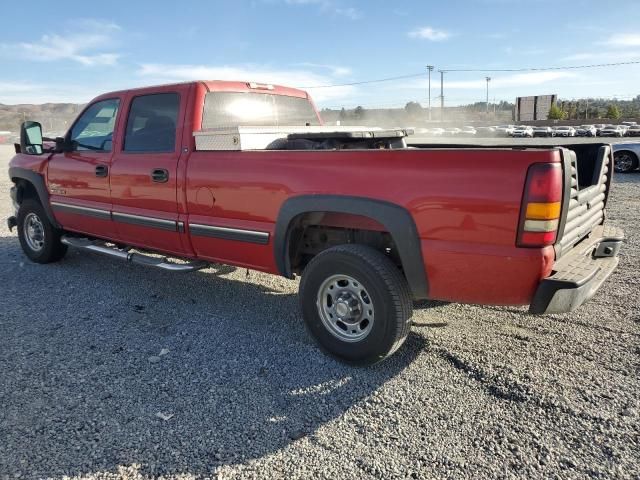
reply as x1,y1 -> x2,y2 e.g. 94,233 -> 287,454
20,121 -> 44,155
53,136 -> 71,153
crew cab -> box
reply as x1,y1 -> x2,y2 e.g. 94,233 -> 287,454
7,81 -> 624,364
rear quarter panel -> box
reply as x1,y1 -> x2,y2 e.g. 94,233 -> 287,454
186,147 -> 559,304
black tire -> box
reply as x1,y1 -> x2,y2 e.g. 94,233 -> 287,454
614,151 -> 639,173
299,244 -> 413,365
17,199 -> 67,263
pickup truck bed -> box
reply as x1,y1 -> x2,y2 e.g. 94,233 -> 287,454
6,80 -> 624,364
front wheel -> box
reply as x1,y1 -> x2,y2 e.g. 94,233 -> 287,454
299,245 -> 413,365
17,199 -> 67,263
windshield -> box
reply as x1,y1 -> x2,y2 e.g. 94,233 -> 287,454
202,91 -> 320,128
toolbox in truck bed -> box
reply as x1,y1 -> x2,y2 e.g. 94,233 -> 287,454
193,126 -> 412,151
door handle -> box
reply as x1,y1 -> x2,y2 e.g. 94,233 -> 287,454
95,165 -> 108,177
151,168 -> 169,183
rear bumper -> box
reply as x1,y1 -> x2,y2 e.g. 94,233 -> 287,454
530,225 -> 624,314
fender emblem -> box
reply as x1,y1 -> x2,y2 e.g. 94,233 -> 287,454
49,184 -> 66,195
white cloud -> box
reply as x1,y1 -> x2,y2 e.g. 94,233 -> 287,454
485,32 -> 508,39
0,20 -> 120,66
269,0 -> 362,19
137,63 -> 355,103
334,7 -> 361,19
396,71 -> 576,92
561,50 -> 640,62
446,72 -> 575,89
0,81 -> 104,104
408,27 -> 451,41
0,82 -> 42,95
295,62 -> 352,77
603,33 -> 640,47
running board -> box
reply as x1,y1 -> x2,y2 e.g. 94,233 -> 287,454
61,236 -> 208,272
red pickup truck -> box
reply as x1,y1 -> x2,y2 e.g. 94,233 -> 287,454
7,80 -> 624,364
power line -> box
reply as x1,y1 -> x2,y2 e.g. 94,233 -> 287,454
298,60 -> 640,89
444,60 -> 640,72
298,72 -> 424,89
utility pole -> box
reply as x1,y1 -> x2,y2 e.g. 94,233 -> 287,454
585,98 -> 589,120
439,70 -> 445,119
486,77 -> 491,115
427,65 -> 434,121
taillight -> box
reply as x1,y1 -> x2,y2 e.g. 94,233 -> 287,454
517,163 -> 563,247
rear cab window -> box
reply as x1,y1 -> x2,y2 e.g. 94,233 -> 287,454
202,92 -> 320,129
124,93 -> 180,152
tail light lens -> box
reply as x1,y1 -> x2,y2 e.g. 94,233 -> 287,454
517,163 -> 563,247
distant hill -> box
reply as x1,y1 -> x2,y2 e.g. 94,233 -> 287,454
0,103 -> 84,134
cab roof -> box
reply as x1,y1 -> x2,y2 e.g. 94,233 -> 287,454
95,80 -> 310,100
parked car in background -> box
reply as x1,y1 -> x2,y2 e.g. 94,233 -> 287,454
621,121 -> 638,127
576,125 -> 597,137
444,127 -> 461,136
532,126 -> 554,137
554,126 -> 576,137
613,143 -> 640,173
460,126 -> 477,136
626,125 -> 640,137
600,125 -> 625,137
428,127 -> 445,136
594,124 -> 607,136
475,126 -> 497,137
512,126 -> 534,138
495,125 -> 515,136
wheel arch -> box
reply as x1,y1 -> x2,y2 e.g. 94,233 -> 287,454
9,167 -> 60,228
274,195 -> 428,299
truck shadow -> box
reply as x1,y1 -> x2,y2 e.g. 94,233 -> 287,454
0,237 -> 426,478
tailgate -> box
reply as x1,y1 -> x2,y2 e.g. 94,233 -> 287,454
530,143 -> 624,314
555,144 -> 613,258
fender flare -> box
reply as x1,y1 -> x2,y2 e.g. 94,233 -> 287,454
274,195 -> 428,299
8,166 -> 60,229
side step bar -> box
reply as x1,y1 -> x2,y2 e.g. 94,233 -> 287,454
61,236 -> 208,272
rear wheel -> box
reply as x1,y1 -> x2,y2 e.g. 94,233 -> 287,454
17,199 -> 67,263
299,244 -> 413,365
614,151 -> 639,173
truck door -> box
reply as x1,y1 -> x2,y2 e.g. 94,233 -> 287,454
47,97 -> 122,239
108,88 -> 189,256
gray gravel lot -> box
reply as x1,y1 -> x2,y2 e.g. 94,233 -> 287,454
0,144 -> 638,479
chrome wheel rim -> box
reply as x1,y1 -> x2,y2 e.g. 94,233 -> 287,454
316,274 -> 375,342
615,153 -> 634,172
23,212 -> 45,252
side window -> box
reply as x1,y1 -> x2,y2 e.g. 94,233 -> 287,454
70,98 -> 120,152
124,93 -> 179,153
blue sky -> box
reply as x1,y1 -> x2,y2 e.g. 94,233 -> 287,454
1,0 -> 639,107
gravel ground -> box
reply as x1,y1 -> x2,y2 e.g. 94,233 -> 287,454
0,144 -> 638,479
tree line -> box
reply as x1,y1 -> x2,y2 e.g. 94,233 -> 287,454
547,97 -> 640,120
